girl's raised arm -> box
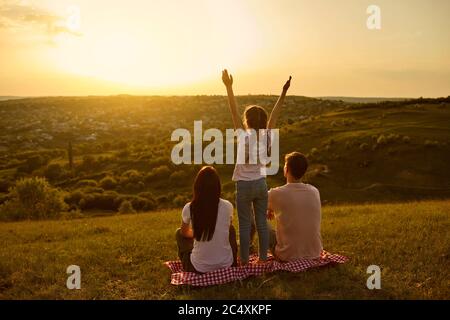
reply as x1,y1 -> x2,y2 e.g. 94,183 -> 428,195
222,69 -> 243,129
267,76 -> 292,129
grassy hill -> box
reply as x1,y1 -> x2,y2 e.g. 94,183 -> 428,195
0,95 -> 449,217
0,200 -> 448,299
0,95 -> 449,299
318,97 -> 411,103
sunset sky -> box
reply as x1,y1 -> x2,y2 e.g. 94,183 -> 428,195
1,0 -> 449,97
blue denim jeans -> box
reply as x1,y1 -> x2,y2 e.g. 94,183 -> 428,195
236,178 -> 269,262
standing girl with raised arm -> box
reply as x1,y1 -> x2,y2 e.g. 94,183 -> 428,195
222,69 -> 291,264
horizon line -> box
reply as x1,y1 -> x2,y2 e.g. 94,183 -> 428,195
1,94 -> 450,103
2,94 -> 443,99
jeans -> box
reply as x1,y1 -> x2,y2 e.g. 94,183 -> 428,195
236,178 -> 269,262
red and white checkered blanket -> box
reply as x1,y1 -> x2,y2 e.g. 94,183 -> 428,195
164,250 -> 348,286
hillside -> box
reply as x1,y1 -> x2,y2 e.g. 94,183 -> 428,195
0,95 -> 449,216
318,97 -> 411,103
0,200 -> 448,299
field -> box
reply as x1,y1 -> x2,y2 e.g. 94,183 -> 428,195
1,96 -> 450,217
0,95 -> 449,299
0,200 -> 448,300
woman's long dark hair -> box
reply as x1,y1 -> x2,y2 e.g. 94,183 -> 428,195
190,166 -> 221,241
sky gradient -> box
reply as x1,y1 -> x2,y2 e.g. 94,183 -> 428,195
1,0 -> 449,97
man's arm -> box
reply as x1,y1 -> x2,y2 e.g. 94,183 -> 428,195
267,76 -> 292,129
222,69 -> 243,129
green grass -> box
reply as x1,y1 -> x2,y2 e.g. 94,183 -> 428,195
0,200 -> 449,299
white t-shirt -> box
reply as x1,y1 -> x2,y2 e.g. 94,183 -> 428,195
232,129 -> 271,181
182,199 -> 234,273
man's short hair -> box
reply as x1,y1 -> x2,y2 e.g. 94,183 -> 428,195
285,152 -> 308,180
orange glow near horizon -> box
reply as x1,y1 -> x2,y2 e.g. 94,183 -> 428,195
0,0 -> 450,97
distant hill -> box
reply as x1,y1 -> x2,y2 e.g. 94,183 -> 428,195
319,96 -> 411,103
0,95 -> 449,210
0,96 -> 26,101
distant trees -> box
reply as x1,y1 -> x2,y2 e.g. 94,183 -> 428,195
151,165 -> 170,179
44,163 -> 63,181
75,179 -> 98,188
17,155 -> 47,174
169,170 -> 188,186
81,155 -> 96,171
68,141 -> 74,173
99,176 -> 117,190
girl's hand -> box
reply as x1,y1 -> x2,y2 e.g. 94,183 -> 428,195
267,209 -> 275,220
283,76 -> 292,92
222,69 -> 233,88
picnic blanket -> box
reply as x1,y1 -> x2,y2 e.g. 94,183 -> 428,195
164,250 -> 348,286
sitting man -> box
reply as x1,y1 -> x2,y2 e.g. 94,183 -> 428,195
267,151 -> 323,261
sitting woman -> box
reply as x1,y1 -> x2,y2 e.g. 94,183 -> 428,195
176,166 -> 238,273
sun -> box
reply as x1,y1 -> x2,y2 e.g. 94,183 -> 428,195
50,1 -> 262,90
66,5 -> 81,33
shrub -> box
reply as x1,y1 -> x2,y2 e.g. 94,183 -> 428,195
79,186 -> 104,194
118,200 -> 136,214
44,163 -> 63,180
359,143 -> 369,151
156,195 -> 169,207
75,179 -> 98,188
0,193 -> 10,206
131,196 -> 156,211
82,155 -> 96,168
99,176 -> 117,190
113,194 -> 130,208
0,177 -> 67,220
0,179 -> 12,193
173,194 -> 188,207
116,149 -> 130,158
345,141 -> 351,149
78,198 -> 87,209
122,169 -> 140,179
149,157 -> 168,168
64,189 -> 85,206
387,133 -> 400,142
169,170 -> 188,186
310,148 -> 319,157
151,165 -> 171,179
425,140 -> 439,147
26,155 -> 46,172
78,191 -> 118,211
136,181 -> 145,190
377,135 -> 387,146
138,192 -> 156,202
